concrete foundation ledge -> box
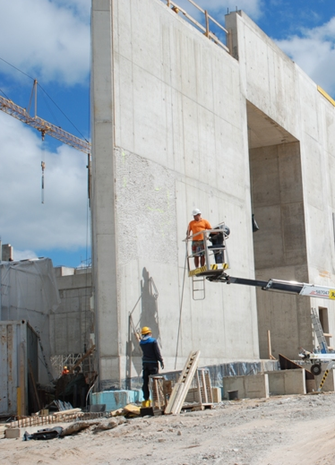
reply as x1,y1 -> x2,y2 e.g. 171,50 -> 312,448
91,389 -> 143,411
267,368 -> 306,396
223,373 -> 269,400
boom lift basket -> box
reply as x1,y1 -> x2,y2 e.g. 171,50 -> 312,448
185,224 -> 230,279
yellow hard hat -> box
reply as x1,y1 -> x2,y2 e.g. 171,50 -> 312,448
141,326 -> 151,335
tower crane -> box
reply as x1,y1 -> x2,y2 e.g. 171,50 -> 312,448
0,80 -> 91,154
0,80 -> 91,200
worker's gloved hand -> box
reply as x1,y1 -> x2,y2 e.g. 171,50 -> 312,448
160,362 -> 164,370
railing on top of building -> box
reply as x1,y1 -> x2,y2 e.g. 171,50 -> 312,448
163,0 -> 232,55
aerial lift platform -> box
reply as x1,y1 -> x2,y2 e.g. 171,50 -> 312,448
185,226 -> 335,300
186,228 -> 335,389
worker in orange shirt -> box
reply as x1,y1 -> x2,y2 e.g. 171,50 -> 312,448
62,366 -> 70,375
187,208 -> 212,268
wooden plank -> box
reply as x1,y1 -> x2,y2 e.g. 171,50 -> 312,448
279,353 -> 314,380
165,350 -> 200,415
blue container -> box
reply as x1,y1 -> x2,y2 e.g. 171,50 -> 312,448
90,390 -> 143,411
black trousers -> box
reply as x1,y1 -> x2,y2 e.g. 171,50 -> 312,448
142,363 -> 158,401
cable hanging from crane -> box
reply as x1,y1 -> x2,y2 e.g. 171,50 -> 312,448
0,60 -> 92,211
41,131 -> 46,204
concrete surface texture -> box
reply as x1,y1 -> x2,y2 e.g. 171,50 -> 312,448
226,10 -> 335,359
91,0 -> 335,388
51,267 -> 93,358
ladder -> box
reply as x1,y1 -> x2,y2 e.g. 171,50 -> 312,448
165,350 -> 200,414
311,308 -> 329,354
192,276 -> 205,300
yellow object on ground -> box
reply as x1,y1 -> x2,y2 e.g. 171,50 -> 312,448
123,404 -> 141,417
141,400 -> 151,408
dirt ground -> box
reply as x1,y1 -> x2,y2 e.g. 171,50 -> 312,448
2,392 -> 335,465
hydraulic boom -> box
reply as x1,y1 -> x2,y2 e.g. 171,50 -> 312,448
206,272 -> 335,300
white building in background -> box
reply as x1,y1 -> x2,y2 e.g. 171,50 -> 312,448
90,0 -> 335,389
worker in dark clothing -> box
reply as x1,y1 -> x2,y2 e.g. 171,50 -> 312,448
139,326 -> 164,407
209,224 -> 230,264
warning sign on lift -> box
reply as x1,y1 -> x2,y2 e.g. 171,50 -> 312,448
300,285 -> 335,300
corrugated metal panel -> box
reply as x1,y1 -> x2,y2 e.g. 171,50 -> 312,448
0,320 -> 30,417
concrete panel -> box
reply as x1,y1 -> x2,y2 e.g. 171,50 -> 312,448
91,1 -> 335,388
267,369 -> 306,396
223,373 -> 269,399
226,11 -> 301,139
91,0 -> 262,388
50,268 -> 92,357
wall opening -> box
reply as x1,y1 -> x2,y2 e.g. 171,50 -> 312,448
247,101 -> 311,359
319,306 -> 332,348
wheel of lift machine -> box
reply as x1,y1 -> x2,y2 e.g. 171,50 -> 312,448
311,363 -> 322,376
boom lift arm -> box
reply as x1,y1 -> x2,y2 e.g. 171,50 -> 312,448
207,272 -> 335,300
185,229 -> 335,300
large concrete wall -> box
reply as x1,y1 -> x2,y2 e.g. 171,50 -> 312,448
91,0 -> 259,388
91,1 -> 335,386
226,11 -> 335,358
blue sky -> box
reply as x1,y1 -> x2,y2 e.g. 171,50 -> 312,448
1,0 -> 335,268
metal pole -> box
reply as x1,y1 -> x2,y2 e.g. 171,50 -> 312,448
205,10 -> 209,37
0,240 -> 2,320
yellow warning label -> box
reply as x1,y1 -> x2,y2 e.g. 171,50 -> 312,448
188,263 -> 229,277
188,265 -> 208,277
329,290 -> 335,300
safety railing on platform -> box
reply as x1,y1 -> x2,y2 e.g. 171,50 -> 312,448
184,223 -> 230,278
162,0 -> 232,54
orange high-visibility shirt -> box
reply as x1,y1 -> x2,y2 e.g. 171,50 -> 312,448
188,219 -> 211,241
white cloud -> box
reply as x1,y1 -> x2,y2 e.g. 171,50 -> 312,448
276,17 -> 335,96
0,0 -> 90,85
13,249 -> 38,261
0,113 -> 89,252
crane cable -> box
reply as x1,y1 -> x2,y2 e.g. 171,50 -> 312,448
174,242 -> 188,369
41,131 -> 46,204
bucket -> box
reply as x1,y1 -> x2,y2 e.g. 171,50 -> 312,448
227,390 -> 238,400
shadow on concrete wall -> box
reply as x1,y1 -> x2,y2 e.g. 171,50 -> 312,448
126,268 -> 161,388
140,267 -> 161,344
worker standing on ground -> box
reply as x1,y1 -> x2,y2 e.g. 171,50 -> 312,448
140,326 -> 164,407
187,208 -> 212,268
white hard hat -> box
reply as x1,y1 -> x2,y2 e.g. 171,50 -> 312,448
192,208 -> 201,216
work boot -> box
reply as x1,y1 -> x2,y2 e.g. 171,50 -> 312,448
141,400 -> 151,408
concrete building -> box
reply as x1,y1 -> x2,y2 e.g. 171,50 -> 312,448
0,246 -> 93,384
51,266 -> 93,373
91,0 -> 335,389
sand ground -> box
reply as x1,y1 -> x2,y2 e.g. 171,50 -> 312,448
1,392 -> 335,465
